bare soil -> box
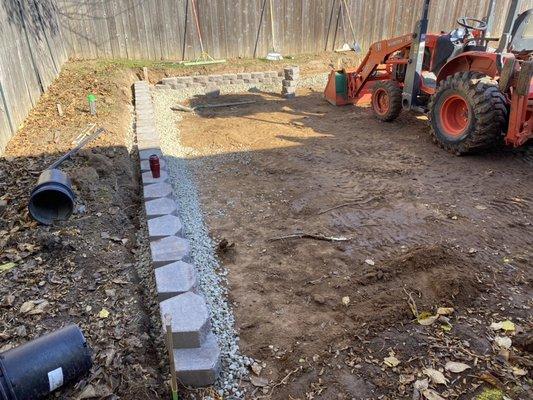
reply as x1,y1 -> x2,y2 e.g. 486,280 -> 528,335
178,89 -> 532,399
0,61 -> 168,399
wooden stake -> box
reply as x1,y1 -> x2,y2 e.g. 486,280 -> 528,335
142,67 -> 149,82
164,314 -> 178,400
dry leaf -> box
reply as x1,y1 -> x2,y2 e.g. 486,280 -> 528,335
418,315 -> 439,326
28,300 -> 49,315
20,301 -> 35,314
414,378 -> 429,391
512,367 -> 527,376
494,336 -> 512,349
250,375 -> 269,387
436,307 -> 454,316
422,388 -> 445,400
490,320 -> 515,331
445,361 -> 471,373
341,296 -> 350,306
78,384 -> 97,399
364,259 -> 375,266
423,368 -> 448,385
384,356 -> 400,367
98,308 -> 110,318
251,362 -> 262,376
0,262 -> 16,274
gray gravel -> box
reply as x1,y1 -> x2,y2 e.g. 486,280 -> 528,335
152,75 -> 327,398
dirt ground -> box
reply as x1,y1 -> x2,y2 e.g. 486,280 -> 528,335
0,61 -> 168,399
178,90 -> 532,399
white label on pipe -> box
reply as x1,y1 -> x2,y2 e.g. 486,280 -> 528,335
48,367 -> 64,392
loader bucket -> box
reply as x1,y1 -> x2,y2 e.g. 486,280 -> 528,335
324,70 -> 350,105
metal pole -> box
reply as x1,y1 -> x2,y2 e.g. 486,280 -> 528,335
402,0 -> 431,111
496,0 -> 523,53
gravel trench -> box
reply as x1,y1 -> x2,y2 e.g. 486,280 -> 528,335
152,75 -> 327,398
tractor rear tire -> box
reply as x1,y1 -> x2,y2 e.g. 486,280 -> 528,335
371,80 -> 402,122
428,72 -> 508,155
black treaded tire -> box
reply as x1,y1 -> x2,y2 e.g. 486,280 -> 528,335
371,80 -> 402,122
428,72 -> 508,155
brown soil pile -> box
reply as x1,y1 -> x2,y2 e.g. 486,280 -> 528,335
347,245 -> 484,328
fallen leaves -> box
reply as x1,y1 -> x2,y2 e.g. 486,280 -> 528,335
383,354 -> 400,368
423,368 -> 448,385
0,262 -> 16,274
98,308 -> 110,319
436,307 -> 454,316
490,320 -> 515,332
250,375 -> 269,387
494,336 -> 512,349
341,296 -> 350,307
19,299 -> 49,315
445,361 -> 471,373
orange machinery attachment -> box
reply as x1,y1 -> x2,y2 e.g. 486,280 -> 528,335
324,33 -> 412,106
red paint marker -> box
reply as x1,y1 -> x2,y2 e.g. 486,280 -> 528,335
149,155 -> 160,178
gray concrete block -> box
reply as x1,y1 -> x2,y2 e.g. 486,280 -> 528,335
284,66 -> 300,80
143,182 -> 173,200
174,332 -> 221,386
144,197 -> 178,219
248,78 -> 259,84
208,75 -> 222,82
159,292 -> 210,348
162,77 -> 177,86
142,169 -> 169,185
141,158 -> 167,172
137,132 -> 159,144
193,75 -> 209,83
230,79 -> 244,85
139,148 -> 163,160
138,138 -> 161,151
205,86 -> 220,97
155,261 -> 197,301
266,71 -> 279,78
237,73 -> 251,79
151,236 -> 190,266
260,77 -> 272,84
282,86 -> 296,94
148,214 -> 183,240
282,79 -> 298,87
186,82 -> 201,88
171,83 -> 187,90
222,73 -> 237,80
137,126 -> 156,135
155,84 -> 169,90
176,76 -> 194,84
251,72 -> 264,79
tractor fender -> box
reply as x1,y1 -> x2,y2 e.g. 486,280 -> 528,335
436,52 -> 510,83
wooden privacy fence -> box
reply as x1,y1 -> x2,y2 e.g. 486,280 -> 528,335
0,0 -> 68,153
1,0 -> 533,153
56,0 -> 532,61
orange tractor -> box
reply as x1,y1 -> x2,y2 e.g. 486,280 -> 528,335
324,0 -> 533,154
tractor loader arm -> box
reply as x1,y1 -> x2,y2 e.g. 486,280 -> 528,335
324,33 -> 413,105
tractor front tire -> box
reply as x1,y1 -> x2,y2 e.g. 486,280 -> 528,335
428,72 -> 507,155
371,80 -> 402,122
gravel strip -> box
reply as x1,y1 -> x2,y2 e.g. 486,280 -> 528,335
152,74 -> 327,398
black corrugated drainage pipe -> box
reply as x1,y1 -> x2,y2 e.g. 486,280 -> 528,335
0,325 -> 92,400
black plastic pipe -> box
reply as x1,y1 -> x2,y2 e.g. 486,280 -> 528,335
0,325 -> 92,400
